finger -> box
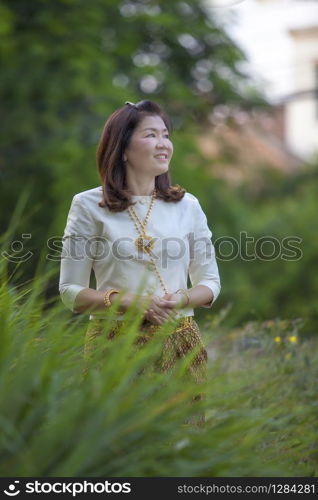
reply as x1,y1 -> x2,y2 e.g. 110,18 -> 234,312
152,313 -> 162,325
161,300 -> 178,308
160,304 -> 178,317
150,308 -> 164,322
153,304 -> 166,315
160,307 -> 175,318
145,308 -> 153,320
167,310 -> 177,319
159,311 -> 171,322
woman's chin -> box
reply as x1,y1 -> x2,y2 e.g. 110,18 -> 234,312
154,165 -> 169,176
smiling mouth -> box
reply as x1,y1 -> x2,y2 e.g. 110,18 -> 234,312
154,154 -> 168,160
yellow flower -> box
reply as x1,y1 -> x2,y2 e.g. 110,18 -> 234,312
285,352 -> 292,360
288,335 -> 297,344
274,336 -> 281,343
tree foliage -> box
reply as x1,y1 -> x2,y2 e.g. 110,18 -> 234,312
0,0 -> 262,237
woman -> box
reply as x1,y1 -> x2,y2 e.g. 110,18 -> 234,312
59,100 -> 221,423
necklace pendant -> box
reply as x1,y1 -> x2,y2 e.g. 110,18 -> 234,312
135,235 -> 155,253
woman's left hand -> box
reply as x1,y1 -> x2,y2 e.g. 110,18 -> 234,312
162,292 -> 186,309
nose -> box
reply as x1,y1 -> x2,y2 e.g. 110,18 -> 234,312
156,136 -> 169,149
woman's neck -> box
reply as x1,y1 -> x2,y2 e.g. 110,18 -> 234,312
126,178 -> 155,196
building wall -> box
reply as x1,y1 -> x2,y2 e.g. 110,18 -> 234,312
215,0 -> 318,161
285,27 -> 318,160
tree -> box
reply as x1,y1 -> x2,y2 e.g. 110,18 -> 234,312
0,0 -> 265,292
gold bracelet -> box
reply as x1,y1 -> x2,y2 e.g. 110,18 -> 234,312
175,288 -> 190,307
103,288 -> 119,308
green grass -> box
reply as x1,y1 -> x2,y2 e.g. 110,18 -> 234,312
0,258 -> 317,477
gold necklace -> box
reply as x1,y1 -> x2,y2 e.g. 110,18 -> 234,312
127,190 -> 156,253
127,190 -> 169,294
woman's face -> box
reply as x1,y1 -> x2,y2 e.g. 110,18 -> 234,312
123,114 -> 173,178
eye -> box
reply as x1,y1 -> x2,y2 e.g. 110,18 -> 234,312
145,132 -> 170,139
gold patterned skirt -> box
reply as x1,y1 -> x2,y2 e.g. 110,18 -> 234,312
83,316 -> 207,425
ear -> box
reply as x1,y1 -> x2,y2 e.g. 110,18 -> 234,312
123,154 -> 127,162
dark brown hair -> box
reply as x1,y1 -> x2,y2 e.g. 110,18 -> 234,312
96,100 -> 185,212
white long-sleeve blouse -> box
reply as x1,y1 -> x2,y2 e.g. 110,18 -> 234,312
59,186 -> 221,319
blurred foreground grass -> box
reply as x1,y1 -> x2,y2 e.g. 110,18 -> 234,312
0,258 -> 317,477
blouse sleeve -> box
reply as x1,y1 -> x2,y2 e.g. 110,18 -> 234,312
188,197 -> 221,307
59,195 -> 99,312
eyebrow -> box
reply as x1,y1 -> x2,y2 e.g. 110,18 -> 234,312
141,127 -> 169,133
